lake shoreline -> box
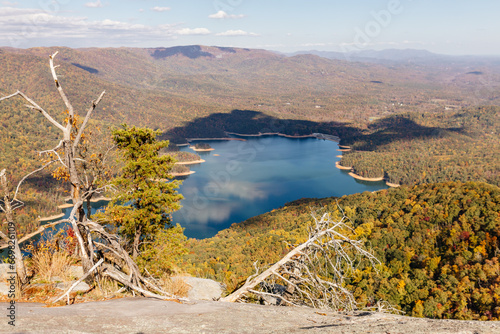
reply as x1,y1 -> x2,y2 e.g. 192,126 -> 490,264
171,171 -> 196,177
46,196 -> 112,216
189,146 -> 215,152
348,172 -> 384,182
38,213 -> 65,222
57,196 -> 111,209
175,159 -> 206,165
225,132 -> 340,142
174,134 -> 386,238
335,161 -> 352,170
186,137 -> 247,142
181,133 -> 399,190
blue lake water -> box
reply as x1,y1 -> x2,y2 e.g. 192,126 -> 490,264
172,135 -> 387,239
47,135 -> 387,240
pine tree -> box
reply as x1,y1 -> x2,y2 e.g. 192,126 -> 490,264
101,125 -> 183,259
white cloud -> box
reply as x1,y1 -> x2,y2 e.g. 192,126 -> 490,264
208,10 -> 245,19
151,6 -> 170,12
216,29 -> 259,37
0,7 -> 179,48
85,0 -> 103,8
177,27 -> 210,35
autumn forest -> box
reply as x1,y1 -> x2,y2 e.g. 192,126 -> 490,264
1,45 -> 499,319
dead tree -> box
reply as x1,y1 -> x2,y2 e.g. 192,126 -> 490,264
0,52 -> 175,301
222,211 -> 380,312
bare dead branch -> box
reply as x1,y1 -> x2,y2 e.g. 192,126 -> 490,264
0,91 -> 66,132
222,210 -> 382,312
52,258 -> 104,304
0,91 -> 22,102
73,90 -> 106,151
1,52 -> 178,301
49,51 -> 75,120
94,241 -> 122,259
0,220 -> 68,251
102,267 -> 170,300
13,160 -> 57,200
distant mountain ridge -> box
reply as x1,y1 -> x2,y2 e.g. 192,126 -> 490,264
287,48 -> 500,64
1,45 -> 499,140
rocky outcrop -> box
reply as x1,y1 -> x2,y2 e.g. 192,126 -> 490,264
2,297 -> 499,333
175,276 -> 223,300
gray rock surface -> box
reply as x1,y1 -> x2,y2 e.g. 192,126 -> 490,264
1,297 -> 499,334
55,281 -> 91,292
176,276 -> 223,300
0,282 -> 9,295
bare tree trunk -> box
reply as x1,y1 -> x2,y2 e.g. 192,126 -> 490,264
1,51 -> 175,302
221,236 -> 310,303
60,82 -> 94,278
222,211 -> 381,312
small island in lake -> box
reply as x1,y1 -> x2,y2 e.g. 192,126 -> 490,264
162,150 -> 204,176
190,143 -> 215,152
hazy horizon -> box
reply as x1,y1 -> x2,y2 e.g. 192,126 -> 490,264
1,0 -> 499,56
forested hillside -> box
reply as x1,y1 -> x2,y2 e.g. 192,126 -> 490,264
339,106 -> 500,186
3,45 -> 500,130
1,46 -> 499,239
185,181 -> 500,320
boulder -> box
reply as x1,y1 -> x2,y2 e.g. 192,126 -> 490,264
176,277 -> 223,300
55,281 -> 91,292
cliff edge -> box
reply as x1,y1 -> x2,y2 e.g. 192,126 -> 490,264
2,298 -> 498,333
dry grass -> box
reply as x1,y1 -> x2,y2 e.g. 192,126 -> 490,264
161,277 -> 191,298
25,230 -> 79,284
30,248 -> 73,283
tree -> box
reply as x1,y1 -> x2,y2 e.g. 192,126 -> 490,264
0,52 -> 106,277
137,224 -> 188,277
222,210 -> 381,311
98,125 -> 183,260
0,52 -> 181,301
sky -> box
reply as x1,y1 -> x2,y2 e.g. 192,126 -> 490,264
0,0 -> 499,55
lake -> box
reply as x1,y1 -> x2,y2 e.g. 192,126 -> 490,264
172,135 -> 387,239
47,135 -> 388,240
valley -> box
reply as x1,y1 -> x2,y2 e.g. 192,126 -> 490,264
1,45 -> 500,322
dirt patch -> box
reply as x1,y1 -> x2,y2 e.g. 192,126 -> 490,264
2,298 -> 499,333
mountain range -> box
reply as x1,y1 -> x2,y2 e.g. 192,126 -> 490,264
2,45 -> 499,140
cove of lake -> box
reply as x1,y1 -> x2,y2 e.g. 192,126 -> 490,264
172,135 -> 387,239
49,135 -> 388,240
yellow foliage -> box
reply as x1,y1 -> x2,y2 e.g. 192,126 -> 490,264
397,279 -> 406,295
412,300 -> 424,317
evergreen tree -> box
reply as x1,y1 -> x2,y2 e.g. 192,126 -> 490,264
100,125 -> 183,259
